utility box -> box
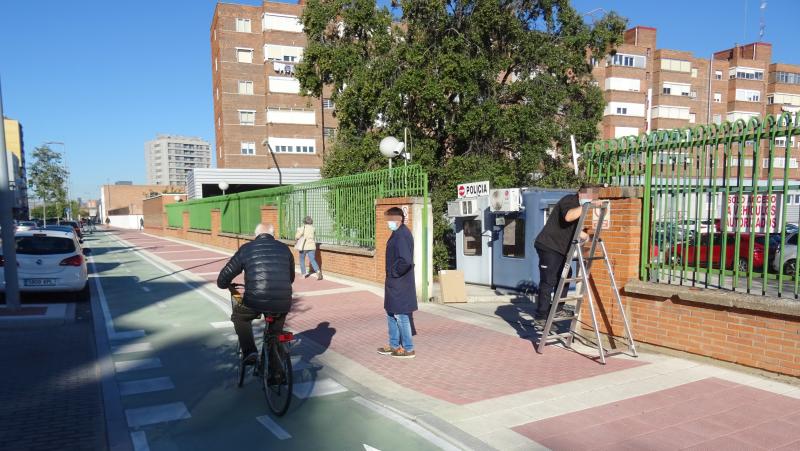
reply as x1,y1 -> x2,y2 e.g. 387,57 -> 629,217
438,270 -> 467,303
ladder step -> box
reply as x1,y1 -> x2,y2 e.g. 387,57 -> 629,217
550,315 -> 577,322
541,332 -> 573,341
556,295 -> 583,303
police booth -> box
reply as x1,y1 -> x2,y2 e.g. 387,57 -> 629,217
448,182 -> 493,285
489,188 -> 573,292
449,183 -> 573,292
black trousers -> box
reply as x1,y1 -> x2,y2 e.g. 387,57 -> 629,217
536,246 -> 572,316
231,302 -> 287,357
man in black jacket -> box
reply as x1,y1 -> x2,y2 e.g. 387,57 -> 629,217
533,185 -> 600,320
217,223 -> 295,364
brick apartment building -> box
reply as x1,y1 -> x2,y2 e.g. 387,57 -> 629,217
210,0 -> 336,172
593,26 -> 800,140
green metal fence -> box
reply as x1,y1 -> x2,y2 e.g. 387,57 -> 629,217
586,113 -> 800,297
165,164 -> 428,248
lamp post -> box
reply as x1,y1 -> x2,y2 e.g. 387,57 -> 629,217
44,141 -> 70,220
379,136 -> 407,169
218,181 -> 229,196
262,139 -> 282,186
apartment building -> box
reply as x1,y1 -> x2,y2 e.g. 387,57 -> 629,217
145,135 -> 211,186
210,0 -> 336,172
4,117 -> 29,219
594,26 -> 800,141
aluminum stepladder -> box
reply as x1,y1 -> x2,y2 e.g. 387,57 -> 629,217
535,200 -> 638,364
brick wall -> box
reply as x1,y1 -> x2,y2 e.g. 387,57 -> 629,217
149,197 -> 423,297
583,188 -> 800,377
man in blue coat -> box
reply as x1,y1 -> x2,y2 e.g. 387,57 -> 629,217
377,207 -> 417,359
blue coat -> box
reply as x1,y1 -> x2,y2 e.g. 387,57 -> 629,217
384,224 -> 417,314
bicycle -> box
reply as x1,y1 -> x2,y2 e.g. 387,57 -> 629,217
229,283 -> 294,416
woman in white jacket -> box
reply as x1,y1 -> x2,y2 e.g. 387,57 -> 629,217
296,216 -> 322,280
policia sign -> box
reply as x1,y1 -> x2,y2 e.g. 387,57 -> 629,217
457,181 -> 490,199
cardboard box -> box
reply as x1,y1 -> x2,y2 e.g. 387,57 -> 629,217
439,270 -> 467,303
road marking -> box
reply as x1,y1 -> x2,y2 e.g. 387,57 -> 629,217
210,321 -> 233,329
364,445 -> 381,451
352,397 -> 461,451
131,431 -> 150,451
111,330 -> 146,341
112,342 -> 153,355
294,287 -> 365,298
118,377 -> 175,396
125,402 -> 191,428
293,378 -> 348,399
114,358 -> 163,373
256,415 -> 291,440
141,286 -> 151,292
150,249 -> 210,255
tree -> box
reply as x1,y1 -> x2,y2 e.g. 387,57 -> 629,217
28,145 -> 68,219
297,0 -> 627,269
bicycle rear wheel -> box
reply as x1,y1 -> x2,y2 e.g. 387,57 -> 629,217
262,340 -> 292,416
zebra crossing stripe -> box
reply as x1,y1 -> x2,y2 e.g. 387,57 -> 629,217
256,415 -> 291,440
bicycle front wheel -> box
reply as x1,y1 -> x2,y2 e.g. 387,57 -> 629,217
262,340 -> 292,416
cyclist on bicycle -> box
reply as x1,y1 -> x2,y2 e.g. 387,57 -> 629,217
217,223 -> 295,371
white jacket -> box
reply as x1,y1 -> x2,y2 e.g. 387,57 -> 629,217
295,225 -> 316,251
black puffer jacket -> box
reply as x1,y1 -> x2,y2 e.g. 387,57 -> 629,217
217,234 -> 295,312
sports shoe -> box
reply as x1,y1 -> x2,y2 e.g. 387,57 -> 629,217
391,348 -> 416,359
303,273 -> 311,279
317,272 -> 323,280
377,345 -> 396,355
242,352 -> 258,365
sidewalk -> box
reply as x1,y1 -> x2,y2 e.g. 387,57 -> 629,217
116,229 -> 800,450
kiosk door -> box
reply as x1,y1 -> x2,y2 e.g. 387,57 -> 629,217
455,208 -> 492,285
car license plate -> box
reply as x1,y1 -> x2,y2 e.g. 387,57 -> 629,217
24,279 -> 57,287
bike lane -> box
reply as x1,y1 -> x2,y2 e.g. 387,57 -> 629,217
91,230 -> 455,451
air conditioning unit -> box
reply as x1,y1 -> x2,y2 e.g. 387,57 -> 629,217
489,188 -> 522,212
447,199 -> 479,218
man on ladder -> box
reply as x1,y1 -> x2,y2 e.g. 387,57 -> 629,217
533,184 -> 601,321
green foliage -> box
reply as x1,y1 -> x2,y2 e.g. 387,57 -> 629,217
297,0 -> 627,270
28,145 -> 69,217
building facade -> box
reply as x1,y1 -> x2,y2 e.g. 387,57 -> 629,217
594,26 -> 800,140
145,135 -> 211,186
4,117 -> 29,219
210,0 -> 336,171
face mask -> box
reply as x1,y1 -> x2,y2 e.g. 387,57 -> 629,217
388,221 -> 399,231
580,198 -> 592,205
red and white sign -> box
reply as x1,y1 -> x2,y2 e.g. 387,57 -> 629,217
726,194 -> 783,233
457,181 -> 490,199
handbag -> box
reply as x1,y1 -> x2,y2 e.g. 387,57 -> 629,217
294,225 -> 307,251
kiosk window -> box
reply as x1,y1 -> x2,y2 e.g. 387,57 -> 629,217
463,219 -> 482,256
502,218 -> 525,258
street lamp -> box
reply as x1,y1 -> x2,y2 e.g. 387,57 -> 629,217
379,136 -> 407,169
173,195 -> 181,202
262,139 -> 282,186
218,181 -> 229,196
44,141 -> 70,220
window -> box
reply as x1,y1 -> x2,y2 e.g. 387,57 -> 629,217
240,142 -> 256,155
714,92 -> 722,103
714,70 -> 723,80
463,219 -> 482,256
235,18 -> 251,33
605,77 -> 640,92
236,48 -> 253,64
691,68 -> 698,78
689,113 -> 696,124
323,127 -> 336,138
266,108 -> 315,125
651,106 -> 690,120
660,58 -> 691,73
662,82 -> 690,96
322,98 -> 335,109
238,110 -> 255,125
264,44 -> 303,62
735,89 -> 761,102
268,76 -> 300,94
238,80 -> 254,95
772,71 -> 800,85
729,67 -> 764,80
604,102 -> 645,117
763,158 -> 799,169
616,107 -> 627,115
609,53 -> 646,68
267,137 -> 316,153
713,114 -> 722,124
768,93 -> 800,106
262,13 -> 303,33
501,218 -> 525,258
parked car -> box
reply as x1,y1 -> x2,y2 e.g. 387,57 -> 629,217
59,220 -> 83,240
15,221 -> 38,232
772,233 -> 798,275
41,225 -> 83,244
785,223 -> 799,235
674,233 -> 765,272
0,229 -> 90,301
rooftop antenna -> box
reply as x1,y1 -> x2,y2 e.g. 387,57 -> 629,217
759,0 -> 767,41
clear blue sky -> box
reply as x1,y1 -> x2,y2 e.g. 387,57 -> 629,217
1,0 -> 796,201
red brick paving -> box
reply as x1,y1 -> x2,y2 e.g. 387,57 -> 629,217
513,378 -> 800,450
287,290 -> 644,405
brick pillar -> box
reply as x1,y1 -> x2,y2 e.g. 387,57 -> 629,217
182,211 -> 190,232
260,205 -> 279,236
211,209 -> 221,238
580,187 -> 643,339
161,212 -> 168,229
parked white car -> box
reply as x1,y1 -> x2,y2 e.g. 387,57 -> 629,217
0,229 -> 90,301
15,221 -> 38,232
772,233 -> 798,276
